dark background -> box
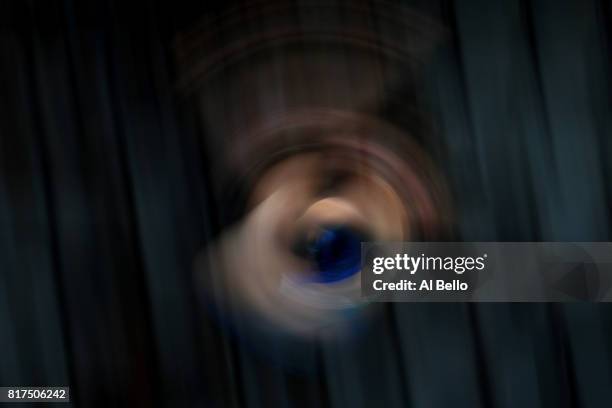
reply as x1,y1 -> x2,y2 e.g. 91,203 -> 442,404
1,0 -> 612,407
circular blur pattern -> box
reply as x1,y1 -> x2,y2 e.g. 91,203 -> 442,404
183,0 -> 448,348
196,109 -> 450,339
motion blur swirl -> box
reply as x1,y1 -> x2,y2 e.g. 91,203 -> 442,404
196,110 -> 449,338
183,1 -> 450,344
